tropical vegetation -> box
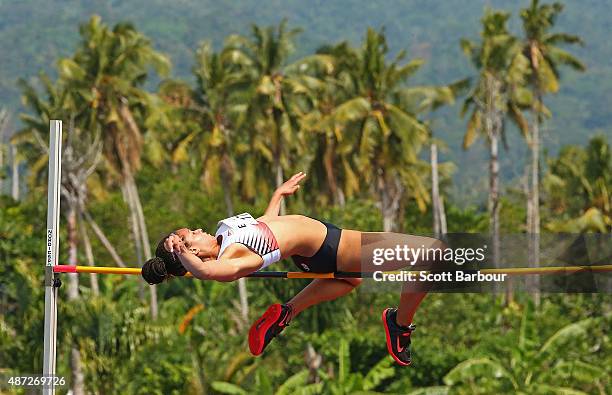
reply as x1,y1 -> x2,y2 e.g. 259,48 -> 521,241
0,1 -> 609,394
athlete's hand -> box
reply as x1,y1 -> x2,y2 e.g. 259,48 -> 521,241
276,172 -> 306,196
166,236 -> 194,257
164,233 -> 182,253
174,240 -> 192,256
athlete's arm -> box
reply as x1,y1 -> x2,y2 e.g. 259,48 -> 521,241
264,172 -> 306,216
175,243 -> 263,282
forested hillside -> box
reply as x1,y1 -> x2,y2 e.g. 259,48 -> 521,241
1,0 -> 610,199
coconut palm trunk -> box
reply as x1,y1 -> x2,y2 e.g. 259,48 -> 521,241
485,75 -> 502,289
81,208 -> 126,267
128,174 -> 159,316
0,109 -> 7,194
431,143 -> 441,236
10,145 -> 19,200
439,195 -> 447,234
528,105 -> 541,305
430,142 -> 447,236
121,182 -> 144,263
275,156 -> 286,216
323,137 -> 344,206
79,212 -> 100,295
488,127 -> 501,272
129,177 -> 152,258
220,153 -> 235,215
378,171 -> 403,232
66,205 -> 85,395
67,206 -> 80,299
526,163 -> 533,234
121,176 -> 159,318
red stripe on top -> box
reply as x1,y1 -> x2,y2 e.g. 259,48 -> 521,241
257,222 -> 279,250
234,222 -> 279,256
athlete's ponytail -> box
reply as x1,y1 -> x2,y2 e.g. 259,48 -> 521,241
142,235 -> 188,285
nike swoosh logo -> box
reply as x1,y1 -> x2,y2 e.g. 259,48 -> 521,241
278,313 -> 289,327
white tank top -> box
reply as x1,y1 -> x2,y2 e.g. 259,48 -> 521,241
215,213 -> 281,270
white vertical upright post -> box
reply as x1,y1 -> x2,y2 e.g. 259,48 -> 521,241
43,120 -> 62,395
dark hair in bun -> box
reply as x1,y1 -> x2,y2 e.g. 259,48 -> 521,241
142,234 -> 188,285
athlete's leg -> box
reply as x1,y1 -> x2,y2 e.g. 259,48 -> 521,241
248,277 -> 361,356
374,234 -> 445,365
286,278 -> 362,319
354,232 -> 446,326
382,281 -> 427,366
396,289 -> 427,327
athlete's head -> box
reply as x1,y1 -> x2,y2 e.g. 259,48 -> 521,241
173,228 -> 219,260
141,229 -> 219,285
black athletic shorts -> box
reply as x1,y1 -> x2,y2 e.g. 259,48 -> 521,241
291,219 -> 342,273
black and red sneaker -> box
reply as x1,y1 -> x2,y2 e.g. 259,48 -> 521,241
382,308 -> 416,366
249,303 -> 292,356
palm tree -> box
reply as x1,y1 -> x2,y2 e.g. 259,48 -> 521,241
324,28 -> 432,231
300,42 -> 361,207
519,0 -> 586,300
148,78 -> 202,175
225,20 -> 333,213
58,16 -> 170,318
192,41 -> 243,214
192,41 -> 257,322
461,10 -> 530,272
224,20 -> 300,213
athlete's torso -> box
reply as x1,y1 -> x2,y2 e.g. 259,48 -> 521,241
214,213 -> 361,271
215,213 -> 282,269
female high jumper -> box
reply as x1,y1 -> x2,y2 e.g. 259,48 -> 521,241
142,172 -> 445,366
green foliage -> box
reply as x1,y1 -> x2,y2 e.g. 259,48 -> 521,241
543,135 -> 611,232
0,196 -> 47,374
442,307 -> 610,394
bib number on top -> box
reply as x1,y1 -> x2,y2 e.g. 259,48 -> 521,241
218,213 -> 258,229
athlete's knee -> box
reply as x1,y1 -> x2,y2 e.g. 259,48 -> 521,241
432,238 -> 448,251
415,237 -> 448,268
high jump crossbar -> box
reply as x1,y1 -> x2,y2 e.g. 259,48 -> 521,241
53,264 -> 612,278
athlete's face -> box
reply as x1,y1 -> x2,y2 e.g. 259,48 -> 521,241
174,228 -> 218,260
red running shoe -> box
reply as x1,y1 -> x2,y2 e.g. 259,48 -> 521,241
382,308 -> 416,366
249,303 -> 292,356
